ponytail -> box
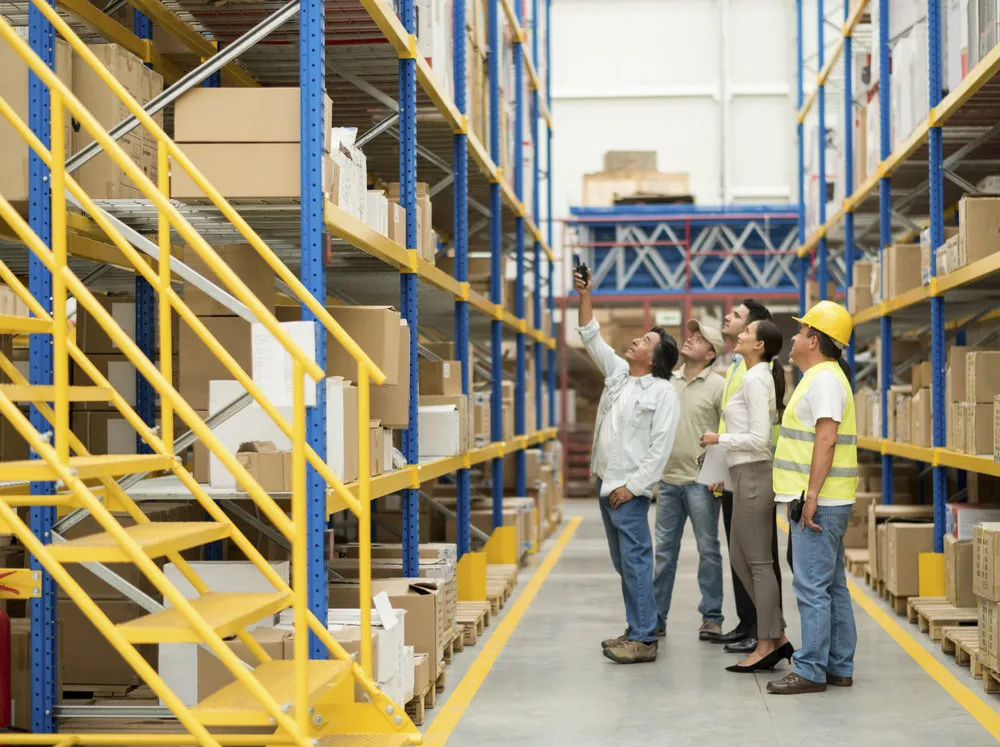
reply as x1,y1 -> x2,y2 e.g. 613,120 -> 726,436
769,360 -> 787,419
755,320 -> 786,418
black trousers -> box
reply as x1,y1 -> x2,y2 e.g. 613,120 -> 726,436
721,490 -> 784,635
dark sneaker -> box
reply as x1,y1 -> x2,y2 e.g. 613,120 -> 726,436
603,639 -> 658,664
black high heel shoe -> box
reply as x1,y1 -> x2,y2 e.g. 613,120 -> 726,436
725,641 -> 795,673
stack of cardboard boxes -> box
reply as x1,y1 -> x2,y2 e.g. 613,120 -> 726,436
387,182 -> 435,263
920,225 -> 959,284
172,87 -> 334,200
910,360 -> 933,448
976,523 -> 1000,674
847,260 -> 874,315
959,350 -> 1000,457
867,504 -> 934,596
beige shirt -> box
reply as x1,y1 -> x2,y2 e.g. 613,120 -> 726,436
661,364 -> 725,486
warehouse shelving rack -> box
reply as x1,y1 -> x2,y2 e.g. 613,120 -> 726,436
795,0 -> 1000,552
1,0 -> 557,735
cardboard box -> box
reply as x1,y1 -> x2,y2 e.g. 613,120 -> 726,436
967,351 -> 1000,402
945,534 -> 975,608
911,361 -> 933,391
947,346 -> 970,402
10,619 -> 63,730
171,144 -> 333,200
886,522 -> 935,597
182,244 -> 276,317
419,360 -> 463,396
847,286 -> 873,315
179,316 -> 252,411
844,493 -> 877,549
236,441 -> 292,493
326,305 -> 401,387
388,202 -> 407,246
72,44 -> 163,200
419,395 -> 469,452
418,404 -> 462,457
996,394 -> 1000,464
956,402 -> 968,453
959,195 -> 1000,267
473,392 -> 491,445
884,244 -> 923,299
968,402 -> 994,456
173,88 -> 332,144
974,523 -> 1000,601
912,388 -> 933,448
968,472 -> 1000,504
60,598 -> 155,686
70,353 -> 136,409
981,598 -> 1000,672
370,320 -> 411,429
75,298 -> 136,354
0,34 -> 73,203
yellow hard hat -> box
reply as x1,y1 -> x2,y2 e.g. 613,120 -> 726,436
793,300 -> 853,348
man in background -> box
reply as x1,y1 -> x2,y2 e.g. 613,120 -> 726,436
653,319 -> 726,641
575,268 -> 680,665
712,299 -> 784,655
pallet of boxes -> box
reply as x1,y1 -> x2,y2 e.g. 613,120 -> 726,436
974,522 -> 1000,693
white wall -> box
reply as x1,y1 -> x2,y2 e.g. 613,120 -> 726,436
550,0 -> 797,235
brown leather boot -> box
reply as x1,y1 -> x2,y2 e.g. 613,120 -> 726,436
826,674 -> 853,687
766,672 -> 826,694
603,639 -> 658,664
601,632 -> 628,650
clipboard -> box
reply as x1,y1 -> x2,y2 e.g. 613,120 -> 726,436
696,444 -> 732,491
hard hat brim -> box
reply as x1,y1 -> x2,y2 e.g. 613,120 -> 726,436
792,316 -> 850,348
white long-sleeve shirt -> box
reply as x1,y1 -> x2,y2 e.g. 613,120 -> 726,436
718,361 -> 776,466
577,318 -> 679,498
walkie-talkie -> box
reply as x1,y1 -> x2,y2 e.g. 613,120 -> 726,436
574,256 -> 589,286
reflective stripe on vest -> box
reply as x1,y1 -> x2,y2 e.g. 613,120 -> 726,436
772,360 -> 858,502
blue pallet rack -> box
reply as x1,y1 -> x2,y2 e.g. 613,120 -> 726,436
17,0 -> 557,725
796,0 -> 1000,551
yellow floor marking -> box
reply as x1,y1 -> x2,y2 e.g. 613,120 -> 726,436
422,516 -> 582,746
778,516 -> 1000,740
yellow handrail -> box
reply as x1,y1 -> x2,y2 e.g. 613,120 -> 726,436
51,87 -> 70,463
2,3 -> 386,385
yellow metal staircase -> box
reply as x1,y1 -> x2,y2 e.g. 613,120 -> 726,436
0,3 -> 420,745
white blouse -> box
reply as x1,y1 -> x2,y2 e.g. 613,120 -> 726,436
718,361 -> 776,466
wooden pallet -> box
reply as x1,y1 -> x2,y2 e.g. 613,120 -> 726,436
456,601 -> 491,645
442,633 -> 456,664
865,568 -> 875,589
982,660 -> 1000,695
435,665 -> 447,695
887,591 -> 909,616
906,597 -> 977,640
405,681 -> 433,726
486,586 -> 504,615
487,564 -> 518,597
844,549 -> 869,578
941,626 -> 982,679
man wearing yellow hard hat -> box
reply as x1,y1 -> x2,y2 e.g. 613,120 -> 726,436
766,300 -> 858,696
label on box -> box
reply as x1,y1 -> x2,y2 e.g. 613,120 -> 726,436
442,362 -> 450,379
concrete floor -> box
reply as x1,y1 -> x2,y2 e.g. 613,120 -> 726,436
427,499 -> 1000,746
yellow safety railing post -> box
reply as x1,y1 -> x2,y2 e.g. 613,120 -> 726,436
291,360 -> 309,735
51,88 -> 69,462
357,361 -> 372,678
158,140 -> 173,452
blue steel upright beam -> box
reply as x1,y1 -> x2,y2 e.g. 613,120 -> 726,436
843,0 -> 856,379
817,0 -> 828,303
513,2 -> 527,500
545,0 -> 555,430
927,0 -> 946,550
453,0 -> 471,559
28,1 -> 57,733
400,0 -> 420,575
133,11 -> 155,456
796,0 -> 806,318
879,0 -> 894,505
300,0 -> 328,655
531,0 -> 543,439
489,0 -> 504,528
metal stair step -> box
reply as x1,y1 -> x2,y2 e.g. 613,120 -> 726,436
316,736 -> 417,746
0,454 -> 176,482
192,659 -> 351,727
0,384 -> 116,402
0,315 -> 51,334
48,521 -> 229,563
117,591 -> 291,643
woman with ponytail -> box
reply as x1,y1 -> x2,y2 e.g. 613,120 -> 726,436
700,319 -> 794,673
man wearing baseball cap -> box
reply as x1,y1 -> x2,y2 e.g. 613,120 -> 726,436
653,318 -> 727,641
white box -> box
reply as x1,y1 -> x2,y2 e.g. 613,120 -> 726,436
251,320 -> 317,409
944,0 -> 964,90
159,561 -> 291,706
365,190 -> 389,236
418,404 -> 461,458
208,377 -> 356,488
401,645 -> 414,702
947,504 -> 1000,540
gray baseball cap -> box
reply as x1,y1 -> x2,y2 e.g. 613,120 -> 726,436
686,319 -> 726,357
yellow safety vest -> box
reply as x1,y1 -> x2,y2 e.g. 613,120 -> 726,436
772,360 -> 858,503
719,357 -> 780,445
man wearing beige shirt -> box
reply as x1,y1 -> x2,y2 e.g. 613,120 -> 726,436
654,319 -> 726,640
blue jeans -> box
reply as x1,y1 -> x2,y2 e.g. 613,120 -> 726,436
596,479 -> 658,643
653,482 -> 724,628
789,503 -> 857,683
